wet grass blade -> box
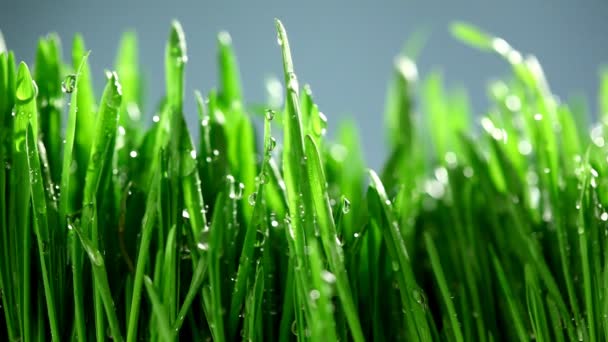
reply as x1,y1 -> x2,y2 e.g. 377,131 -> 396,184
424,232 -> 463,342
25,123 -> 60,341
126,168 -> 159,342
144,276 -> 173,342
304,134 -> 364,342
13,62 -> 37,342
72,224 -> 123,342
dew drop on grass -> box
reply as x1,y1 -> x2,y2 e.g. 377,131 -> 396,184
152,115 -> 160,123
16,77 -> 36,103
197,227 -> 210,251
342,197 -> 351,214
309,289 -> 320,301
505,95 -> 521,111
190,150 -> 197,159
182,209 -> 190,219
248,192 -> 257,206
129,150 -> 138,158
255,230 -> 266,247
518,140 -> 532,155
265,109 -> 275,121
270,219 -> 279,228
601,212 -> 608,221
392,261 -> 399,272
258,172 -> 268,185
14,132 -> 26,152
321,270 -> 336,284
268,137 -> 277,152
61,74 -> 77,93
312,112 -> 328,136
291,320 -> 298,336
533,113 -> 543,121
353,232 -> 360,238
463,166 -> 474,178
412,289 -> 424,305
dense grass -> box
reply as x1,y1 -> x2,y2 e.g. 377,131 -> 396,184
1,19 -> 608,341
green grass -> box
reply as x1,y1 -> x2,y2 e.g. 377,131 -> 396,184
0,18 -> 607,341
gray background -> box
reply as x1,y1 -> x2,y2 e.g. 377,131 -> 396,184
2,0 -> 607,168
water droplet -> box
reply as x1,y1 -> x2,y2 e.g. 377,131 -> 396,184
62,74 -> 77,93
270,219 -> 279,228
534,113 -> 543,121
234,182 -> 245,200
342,197 -> 351,214
463,167 -> 474,178
14,132 -> 26,152
312,112 -> 328,136
601,212 -> 608,221
518,140 -> 532,155
590,168 -> 599,178
265,109 -> 275,121
248,193 -> 257,206
309,289 -> 320,301
190,150 -> 197,159
197,227 -> 210,251
291,320 -> 298,336
16,78 -> 36,103
129,150 -> 138,158
353,232 -> 360,238
152,115 -> 160,123
268,137 -> 277,152
182,209 -> 190,219
412,290 -> 424,305
277,35 -> 283,47
392,261 -> 399,271
258,172 -> 268,185
505,95 -> 521,111
321,270 -> 336,284
444,152 -> 457,167
255,230 -> 266,247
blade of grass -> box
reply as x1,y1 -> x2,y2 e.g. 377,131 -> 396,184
25,123 -> 60,341
143,276 -> 173,342
72,223 -> 123,342
304,134 -> 364,342
13,61 -> 38,342
424,232 -> 464,342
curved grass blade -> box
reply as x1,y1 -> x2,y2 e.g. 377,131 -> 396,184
227,114 -> 273,338
424,232 -> 463,342
144,276 -> 173,342
126,168 -> 159,342
367,169 -> 431,340
0,51 -> 18,341
13,62 -> 38,342
59,53 -> 89,342
34,34 -> 63,183
207,191 -> 228,342
304,135 -> 364,342
489,248 -> 528,341
71,223 -> 123,342
80,71 -> 121,341
172,256 -> 207,334
25,123 -> 60,341
72,34 -> 96,192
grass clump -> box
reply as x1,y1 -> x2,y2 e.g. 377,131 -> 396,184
1,18 -> 608,341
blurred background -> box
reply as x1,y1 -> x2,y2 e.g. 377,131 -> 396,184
1,0 -> 607,168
